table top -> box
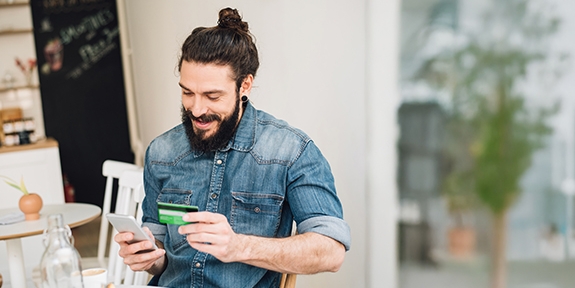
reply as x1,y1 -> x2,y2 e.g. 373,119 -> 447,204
0,203 -> 101,240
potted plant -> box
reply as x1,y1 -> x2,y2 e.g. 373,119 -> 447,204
0,175 -> 43,220
443,169 -> 477,259
415,0 -> 563,287
440,109 -> 480,260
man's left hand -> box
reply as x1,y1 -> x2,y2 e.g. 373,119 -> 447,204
178,211 -> 243,263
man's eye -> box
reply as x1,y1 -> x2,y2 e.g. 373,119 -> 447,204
182,90 -> 192,95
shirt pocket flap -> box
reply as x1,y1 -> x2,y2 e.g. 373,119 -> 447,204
230,192 -> 284,236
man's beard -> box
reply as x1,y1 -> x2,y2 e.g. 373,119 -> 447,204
181,96 -> 241,153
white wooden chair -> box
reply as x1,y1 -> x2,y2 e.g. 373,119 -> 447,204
96,160 -> 142,269
106,169 -> 149,285
80,160 -> 147,285
78,160 -> 141,270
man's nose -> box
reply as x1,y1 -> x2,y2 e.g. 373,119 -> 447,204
190,96 -> 208,117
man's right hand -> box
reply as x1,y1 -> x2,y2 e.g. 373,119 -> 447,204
114,226 -> 166,274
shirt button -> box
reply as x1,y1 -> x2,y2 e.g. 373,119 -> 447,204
210,193 -> 218,199
195,262 -> 201,268
216,159 -> 223,165
254,207 -> 261,213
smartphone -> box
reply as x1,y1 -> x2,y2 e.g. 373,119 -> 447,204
106,213 -> 158,253
157,202 -> 199,225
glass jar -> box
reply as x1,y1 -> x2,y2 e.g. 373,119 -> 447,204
2,120 -> 14,134
4,133 -> 18,146
40,214 -> 84,288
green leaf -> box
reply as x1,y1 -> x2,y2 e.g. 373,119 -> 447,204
0,175 -> 27,195
19,176 -> 29,195
6,181 -> 22,192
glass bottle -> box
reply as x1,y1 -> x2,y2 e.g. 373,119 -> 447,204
40,213 -> 84,288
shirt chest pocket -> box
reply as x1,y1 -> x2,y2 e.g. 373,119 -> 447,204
230,192 -> 284,237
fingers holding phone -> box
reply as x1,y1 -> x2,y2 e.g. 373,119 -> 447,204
114,226 -> 156,253
108,213 -> 165,271
114,228 -> 165,271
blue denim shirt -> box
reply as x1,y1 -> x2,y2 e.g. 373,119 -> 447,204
141,102 -> 351,288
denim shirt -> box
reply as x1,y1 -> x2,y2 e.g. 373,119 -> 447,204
141,102 -> 351,288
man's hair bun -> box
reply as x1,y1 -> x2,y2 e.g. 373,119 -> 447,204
178,7 -> 259,90
218,7 -> 249,32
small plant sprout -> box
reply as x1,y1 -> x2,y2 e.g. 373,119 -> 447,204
0,175 -> 29,195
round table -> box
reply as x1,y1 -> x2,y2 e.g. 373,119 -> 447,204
0,203 -> 101,288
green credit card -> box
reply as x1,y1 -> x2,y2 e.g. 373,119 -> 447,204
157,202 -> 198,225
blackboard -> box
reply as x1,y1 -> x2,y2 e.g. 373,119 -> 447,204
30,0 -> 134,206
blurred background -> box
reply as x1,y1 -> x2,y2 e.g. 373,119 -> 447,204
398,0 -> 575,287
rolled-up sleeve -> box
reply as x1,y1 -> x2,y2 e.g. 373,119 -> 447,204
287,140 -> 351,251
143,222 -> 167,243
298,216 -> 351,251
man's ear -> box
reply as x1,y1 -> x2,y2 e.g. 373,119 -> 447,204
240,74 -> 254,96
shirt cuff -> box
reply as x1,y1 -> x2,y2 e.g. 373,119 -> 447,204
298,216 -> 351,251
143,222 -> 167,243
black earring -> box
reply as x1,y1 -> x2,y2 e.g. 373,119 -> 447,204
241,95 -> 248,102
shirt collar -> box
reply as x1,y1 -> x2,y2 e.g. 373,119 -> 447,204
220,101 -> 256,152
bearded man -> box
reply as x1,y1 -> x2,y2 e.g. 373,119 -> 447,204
114,7 -> 350,288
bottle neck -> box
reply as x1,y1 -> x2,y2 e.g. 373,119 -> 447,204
46,227 -> 73,250
44,214 -> 74,250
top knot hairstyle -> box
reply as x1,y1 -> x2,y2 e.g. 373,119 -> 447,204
178,7 -> 259,91
217,8 -> 249,31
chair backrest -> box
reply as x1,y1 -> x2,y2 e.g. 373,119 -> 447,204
97,160 -> 142,268
107,168 -> 149,285
279,273 -> 297,288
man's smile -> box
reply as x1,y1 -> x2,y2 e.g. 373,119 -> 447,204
193,118 -> 214,130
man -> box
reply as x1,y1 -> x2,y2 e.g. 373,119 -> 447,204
115,7 -> 351,287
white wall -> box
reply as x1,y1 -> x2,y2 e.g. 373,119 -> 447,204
366,0 -> 400,287
122,0 -> 399,287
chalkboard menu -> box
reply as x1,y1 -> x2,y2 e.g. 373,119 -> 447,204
30,0 -> 134,206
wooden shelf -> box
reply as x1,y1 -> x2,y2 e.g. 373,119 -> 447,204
0,84 -> 39,93
0,138 -> 57,154
0,28 -> 32,35
0,2 -> 28,8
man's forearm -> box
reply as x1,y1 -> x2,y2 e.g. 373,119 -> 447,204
236,232 -> 345,275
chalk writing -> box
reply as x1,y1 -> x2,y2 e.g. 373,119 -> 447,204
66,25 -> 119,79
60,9 -> 114,45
